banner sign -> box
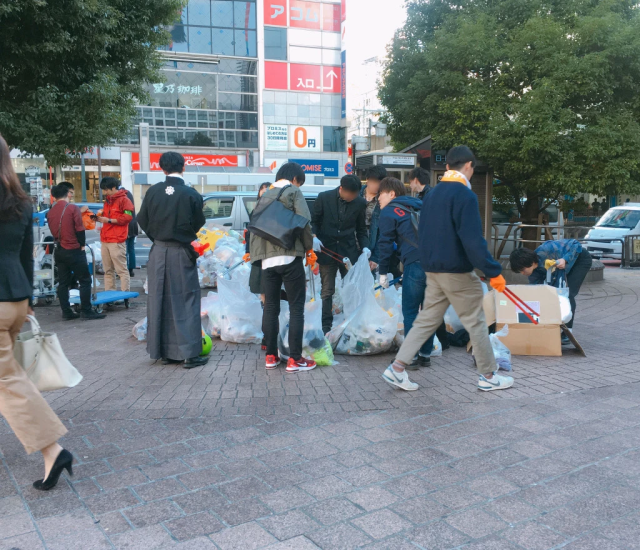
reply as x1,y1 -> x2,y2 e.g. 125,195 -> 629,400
265,124 -> 289,151
289,159 -> 339,176
131,153 -> 238,171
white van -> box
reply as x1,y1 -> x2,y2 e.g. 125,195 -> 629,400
202,191 -> 320,231
584,204 -> 640,259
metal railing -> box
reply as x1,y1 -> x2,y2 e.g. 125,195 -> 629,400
491,222 -> 631,268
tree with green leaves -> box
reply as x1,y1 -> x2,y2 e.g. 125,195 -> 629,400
380,0 -> 640,227
0,0 -> 184,166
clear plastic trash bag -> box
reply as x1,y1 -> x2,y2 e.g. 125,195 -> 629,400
217,277 -> 263,344
489,325 -> 512,371
133,317 -> 147,341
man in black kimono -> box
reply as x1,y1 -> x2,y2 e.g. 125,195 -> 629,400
138,152 -> 207,369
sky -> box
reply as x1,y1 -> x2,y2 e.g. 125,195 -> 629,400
346,0 -> 407,117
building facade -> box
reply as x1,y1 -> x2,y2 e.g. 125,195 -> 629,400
119,0 -> 349,190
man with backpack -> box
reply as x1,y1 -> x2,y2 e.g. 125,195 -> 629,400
377,177 -> 436,368
381,146 -> 513,392
249,162 -> 318,372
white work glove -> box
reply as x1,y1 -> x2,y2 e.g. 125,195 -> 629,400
363,247 -> 371,259
313,236 -> 323,252
379,274 -> 389,288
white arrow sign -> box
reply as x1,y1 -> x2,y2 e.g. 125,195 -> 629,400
321,70 -> 338,91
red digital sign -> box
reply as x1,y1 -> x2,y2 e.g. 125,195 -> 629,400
289,0 -> 321,30
265,63 -> 342,94
265,61 -> 288,90
132,153 -> 239,171
264,0 -> 287,27
323,4 -> 341,32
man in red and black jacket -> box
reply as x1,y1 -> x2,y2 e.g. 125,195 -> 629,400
97,177 -> 134,292
47,185 -> 105,320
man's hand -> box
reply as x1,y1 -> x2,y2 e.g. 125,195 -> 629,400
306,250 -> 317,268
379,274 -> 389,289
97,216 -> 109,224
555,258 -> 567,269
312,236 -> 323,252
363,247 -> 371,259
242,253 -> 250,263
490,274 -> 507,293
81,246 -> 86,251
369,261 -> 378,271
28,307 -> 35,316
79,206 -> 89,213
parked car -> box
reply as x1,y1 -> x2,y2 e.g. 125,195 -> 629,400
584,204 -> 640,259
201,191 -> 319,231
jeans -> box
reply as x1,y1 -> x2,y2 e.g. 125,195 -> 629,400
566,250 -> 592,329
263,257 -> 306,361
55,247 -> 92,314
319,261 -> 349,333
126,236 -> 136,270
402,262 -> 434,357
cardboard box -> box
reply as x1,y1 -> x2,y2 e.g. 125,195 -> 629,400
482,285 -> 585,357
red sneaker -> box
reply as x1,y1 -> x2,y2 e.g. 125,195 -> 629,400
265,355 -> 281,369
286,357 -> 317,373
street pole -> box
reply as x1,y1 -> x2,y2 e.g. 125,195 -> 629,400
97,147 -> 103,202
80,152 -> 87,202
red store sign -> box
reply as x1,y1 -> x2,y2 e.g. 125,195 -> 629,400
264,1 -> 341,31
265,62 -> 341,93
131,153 -> 239,171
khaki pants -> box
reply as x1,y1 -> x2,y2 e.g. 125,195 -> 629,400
0,301 -> 67,454
396,271 -> 496,375
102,241 -> 130,291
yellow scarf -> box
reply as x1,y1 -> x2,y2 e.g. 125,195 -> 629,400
440,170 -> 471,189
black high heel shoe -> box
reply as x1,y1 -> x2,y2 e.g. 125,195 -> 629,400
33,449 -> 73,491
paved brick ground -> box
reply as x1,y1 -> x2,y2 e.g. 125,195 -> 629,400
2,269 -> 640,549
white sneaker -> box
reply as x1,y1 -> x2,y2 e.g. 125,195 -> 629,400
382,365 -> 419,391
478,372 -> 514,392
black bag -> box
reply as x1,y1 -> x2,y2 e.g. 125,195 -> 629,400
247,185 -> 309,250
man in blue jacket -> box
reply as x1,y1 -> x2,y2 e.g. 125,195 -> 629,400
382,146 -> 513,392
376,177 -> 436,368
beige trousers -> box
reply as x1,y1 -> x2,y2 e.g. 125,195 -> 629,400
396,271 -> 496,375
0,301 -> 67,454
102,241 -> 130,291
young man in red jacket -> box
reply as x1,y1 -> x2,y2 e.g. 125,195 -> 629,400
97,177 -> 134,292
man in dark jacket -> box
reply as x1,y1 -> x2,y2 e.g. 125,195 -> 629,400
382,146 -> 513,393
361,165 -> 386,271
409,167 -> 431,200
138,152 -> 207,369
376,177 -> 436,368
312,175 -> 370,334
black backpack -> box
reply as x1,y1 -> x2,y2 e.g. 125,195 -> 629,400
391,203 -> 420,248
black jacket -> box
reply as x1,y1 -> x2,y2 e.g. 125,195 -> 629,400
138,176 -> 205,245
123,189 -> 138,238
0,202 -> 34,301
312,187 -> 369,265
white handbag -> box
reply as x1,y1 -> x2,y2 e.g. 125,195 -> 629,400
13,315 -> 83,392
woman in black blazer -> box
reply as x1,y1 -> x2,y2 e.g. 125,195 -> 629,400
0,134 -> 73,490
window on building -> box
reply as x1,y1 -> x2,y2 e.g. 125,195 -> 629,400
323,126 -> 346,153
265,27 -> 287,60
